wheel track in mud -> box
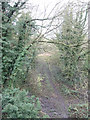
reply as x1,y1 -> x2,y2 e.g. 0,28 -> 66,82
36,59 -> 69,118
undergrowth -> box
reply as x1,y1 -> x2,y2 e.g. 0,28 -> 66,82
2,88 -> 49,118
68,103 -> 88,118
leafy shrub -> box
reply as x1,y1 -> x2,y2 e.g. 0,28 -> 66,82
68,103 -> 88,118
2,88 -> 41,118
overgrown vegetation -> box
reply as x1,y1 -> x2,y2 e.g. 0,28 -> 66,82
2,1 -> 37,87
68,103 -> 88,118
2,88 -> 41,118
1,1 -> 41,118
56,3 -> 88,89
1,0 -> 88,118
55,3 -> 88,118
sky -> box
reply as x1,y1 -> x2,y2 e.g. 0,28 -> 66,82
26,0 -> 88,37
30,0 -> 89,12
30,0 -> 89,7
11,0 -> 88,19
27,0 -> 89,20
11,0 -> 88,38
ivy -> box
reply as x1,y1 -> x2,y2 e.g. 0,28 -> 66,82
2,88 -> 41,118
56,5 -> 88,86
2,1 -> 37,87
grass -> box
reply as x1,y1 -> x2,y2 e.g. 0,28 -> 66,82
37,74 -> 44,88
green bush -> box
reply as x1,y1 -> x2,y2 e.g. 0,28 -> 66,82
68,103 -> 88,118
2,88 -> 41,118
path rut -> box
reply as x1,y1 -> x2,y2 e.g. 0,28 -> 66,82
35,59 -> 69,118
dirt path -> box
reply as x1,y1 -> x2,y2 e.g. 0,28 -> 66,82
35,55 -> 69,118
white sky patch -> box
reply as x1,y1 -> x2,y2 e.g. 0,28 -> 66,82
26,0 -> 88,22
12,0 -> 88,38
26,0 -> 88,38
29,0 -> 89,15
